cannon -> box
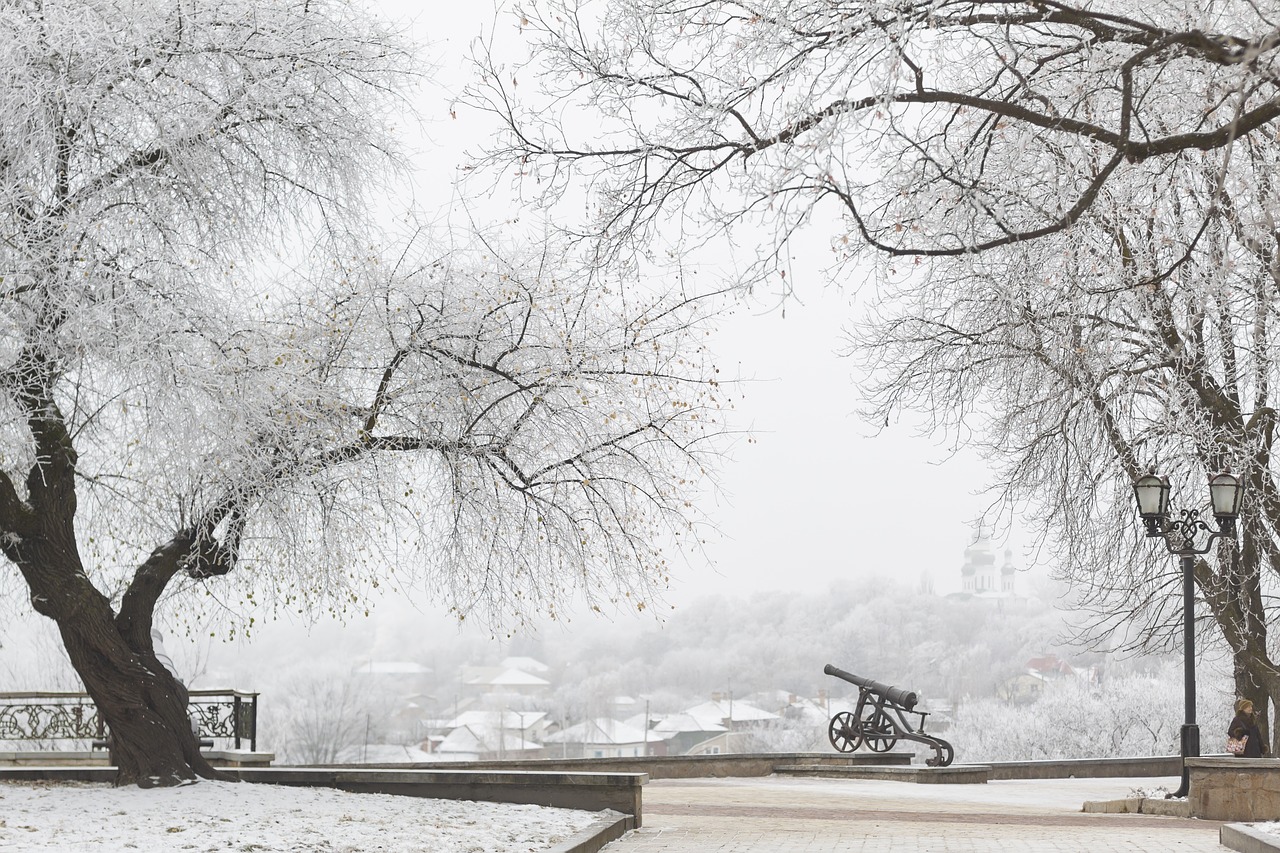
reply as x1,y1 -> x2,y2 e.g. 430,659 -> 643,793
823,664 -> 954,767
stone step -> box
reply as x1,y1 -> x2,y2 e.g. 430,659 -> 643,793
774,764 -> 991,784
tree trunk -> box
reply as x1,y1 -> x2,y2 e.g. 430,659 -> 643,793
11,525 -> 230,786
55,602 -> 232,787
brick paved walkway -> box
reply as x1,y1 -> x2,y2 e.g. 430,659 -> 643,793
605,775 -> 1225,851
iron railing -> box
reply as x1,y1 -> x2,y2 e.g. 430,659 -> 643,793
0,689 -> 258,751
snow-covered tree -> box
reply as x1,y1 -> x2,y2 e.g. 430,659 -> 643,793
0,0 -> 726,786
469,0 -> 1280,745
949,660 -> 1229,762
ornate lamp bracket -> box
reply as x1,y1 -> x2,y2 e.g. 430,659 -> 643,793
1143,508 -> 1235,556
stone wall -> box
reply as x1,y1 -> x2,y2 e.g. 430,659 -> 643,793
1189,757 -> 1280,821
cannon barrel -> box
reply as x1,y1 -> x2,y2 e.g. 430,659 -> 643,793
823,664 -> 918,711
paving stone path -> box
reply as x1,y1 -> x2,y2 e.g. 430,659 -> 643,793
605,775 -> 1226,852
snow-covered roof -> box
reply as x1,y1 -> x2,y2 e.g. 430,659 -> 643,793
445,710 -> 547,731
684,700 -> 779,727
353,661 -> 431,675
500,656 -> 550,673
465,668 -> 551,687
544,718 -> 649,746
436,725 -> 542,754
652,712 -> 727,734
1026,654 -> 1076,678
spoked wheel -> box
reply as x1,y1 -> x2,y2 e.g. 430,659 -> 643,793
925,738 -> 954,767
860,708 -> 898,752
827,711 -> 863,753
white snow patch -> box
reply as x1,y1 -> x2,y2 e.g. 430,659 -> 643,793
0,780 -> 598,852
1252,820 -> 1280,837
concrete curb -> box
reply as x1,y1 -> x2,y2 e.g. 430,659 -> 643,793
546,810 -> 634,853
1082,797 -> 1191,818
1222,823 -> 1280,853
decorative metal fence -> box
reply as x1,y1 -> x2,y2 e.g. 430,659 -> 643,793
0,690 -> 258,751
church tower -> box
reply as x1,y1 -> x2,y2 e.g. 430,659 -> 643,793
960,527 -> 1015,597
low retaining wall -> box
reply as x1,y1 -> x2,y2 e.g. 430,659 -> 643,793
239,768 -> 645,823
319,751 -> 909,780
986,755 -> 1183,780
0,766 -> 646,824
1190,757 -> 1280,822
776,763 -> 992,784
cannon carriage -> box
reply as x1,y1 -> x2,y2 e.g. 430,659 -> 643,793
823,664 -> 954,767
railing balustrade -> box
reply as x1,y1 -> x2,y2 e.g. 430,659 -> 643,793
0,690 -> 258,752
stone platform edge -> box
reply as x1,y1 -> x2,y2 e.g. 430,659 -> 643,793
548,810 -> 635,853
774,763 -> 991,784
1222,823 -> 1280,853
0,766 -> 646,825
314,751 -> 910,779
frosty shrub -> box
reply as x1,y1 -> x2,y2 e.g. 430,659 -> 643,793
950,662 -> 1231,762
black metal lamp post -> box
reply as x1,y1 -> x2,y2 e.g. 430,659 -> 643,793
1132,471 -> 1244,798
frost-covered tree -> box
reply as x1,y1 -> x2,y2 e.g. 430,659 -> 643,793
0,0 -> 724,786
949,660 -> 1224,762
469,0 -> 1280,745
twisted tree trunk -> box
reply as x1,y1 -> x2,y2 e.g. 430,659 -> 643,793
6,519 -> 230,785
0,370 -> 231,786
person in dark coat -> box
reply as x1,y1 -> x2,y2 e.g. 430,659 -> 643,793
1229,699 -> 1269,758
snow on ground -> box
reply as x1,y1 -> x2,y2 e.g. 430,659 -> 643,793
0,780 -> 599,852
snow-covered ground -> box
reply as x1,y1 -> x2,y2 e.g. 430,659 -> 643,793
0,780 -> 598,852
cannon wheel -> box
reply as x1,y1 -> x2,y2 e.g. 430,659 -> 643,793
861,708 -> 898,752
827,711 -> 863,753
925,738 -> 954,767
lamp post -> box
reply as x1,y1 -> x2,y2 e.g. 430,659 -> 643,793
1132,471 -> 1244,799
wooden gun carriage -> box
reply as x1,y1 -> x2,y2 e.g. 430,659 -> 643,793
823,664 -> 954,767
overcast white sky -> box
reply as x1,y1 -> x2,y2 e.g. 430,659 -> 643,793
369,0 -> 1023,612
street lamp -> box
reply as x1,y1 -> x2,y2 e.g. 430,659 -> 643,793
1132,471 -> 1243,798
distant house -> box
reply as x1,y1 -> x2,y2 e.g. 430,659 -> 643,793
750,690 -> 833,727
354,661 -> 432,677
444,709 -> 550,743
500,656 -> 550,675
460,666 -> 552,696
430,724 -> 545,761
684,699 -> 779,731
649,712 -> 727,755
684,731 -> 756,755
1026,654 -> 1075,680
544,718 -> 651,759
997,653 -> 1093,703
352,660 -> 433,693
998,673 -> 1044,703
